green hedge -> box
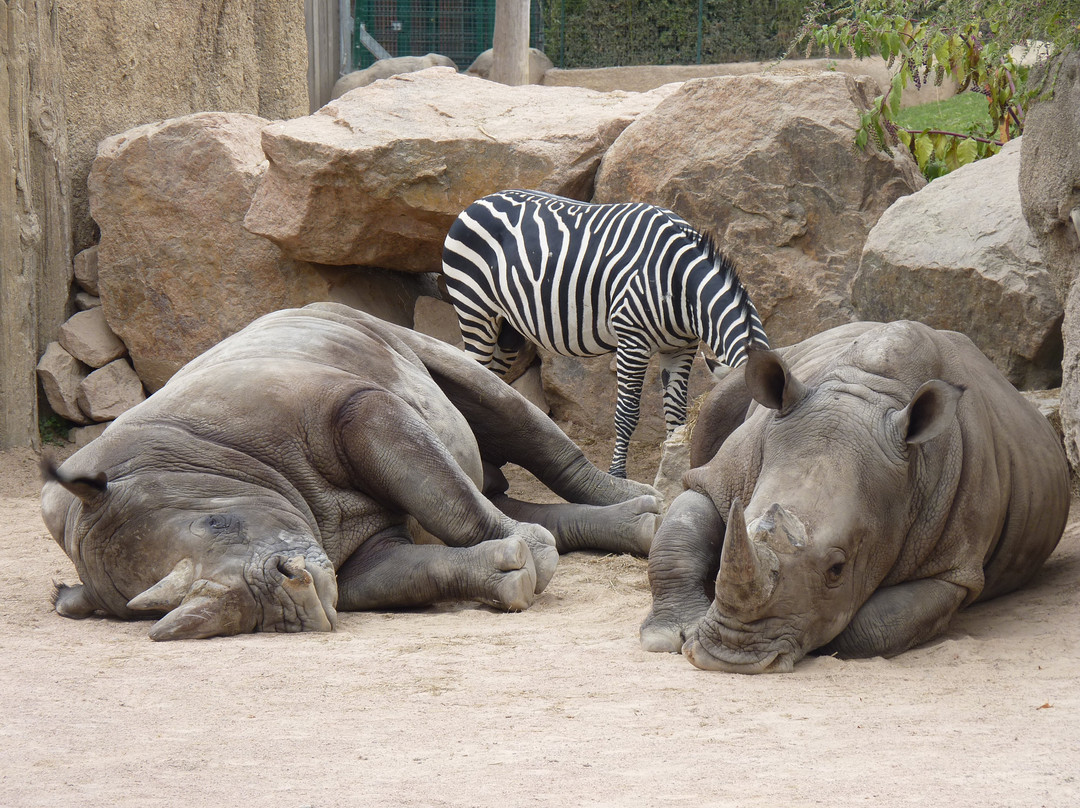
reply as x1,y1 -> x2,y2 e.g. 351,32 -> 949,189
542,0 -> 809,68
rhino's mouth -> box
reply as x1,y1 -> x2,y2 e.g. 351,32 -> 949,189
682,615 -> 800,674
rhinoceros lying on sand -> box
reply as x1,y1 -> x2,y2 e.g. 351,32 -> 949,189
641,320 -> 1069,672
42,303 -> 661,640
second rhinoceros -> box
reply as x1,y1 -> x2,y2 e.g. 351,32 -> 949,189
641,321 -> 1069,672
42,303 -> 661,640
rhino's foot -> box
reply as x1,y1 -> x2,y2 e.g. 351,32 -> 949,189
52,582 -> 98,619
597,495 -> 661,556
475,536 -> 546,611
558,495 -> 662,556
506,522 -> 558,595
639,609 -> 693,653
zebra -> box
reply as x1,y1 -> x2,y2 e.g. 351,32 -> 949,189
441,189 -> 768,478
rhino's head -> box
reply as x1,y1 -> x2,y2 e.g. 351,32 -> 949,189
43,463 -> 338,640
683,345 -> 963,673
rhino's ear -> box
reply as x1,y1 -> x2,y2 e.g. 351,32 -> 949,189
41,456 -> 108,506
744,347 -> 809,415
894,380 -> 964,446
147,579 -> 258,641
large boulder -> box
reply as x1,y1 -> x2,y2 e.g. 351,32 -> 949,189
59,0 -> 309,253
89,112 -> 433,392
539,351 -> 716,445
1019,51 -> 1080,301
854,139 -> 1062,390
331,54 -> 458,99
1019,51 -> 1080,467
593,71 -> 925,347
243,67 -> 678,272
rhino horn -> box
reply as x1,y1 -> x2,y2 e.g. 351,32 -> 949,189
127,559 -> 196,612
147,579 -> 257,641
716,499 -> 778,616
40,456 -> 108,505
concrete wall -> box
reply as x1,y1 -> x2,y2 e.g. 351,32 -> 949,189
0,0 -> 310,448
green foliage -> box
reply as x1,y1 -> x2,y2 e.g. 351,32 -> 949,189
39,413 -> 71,447
894,91 -> 993,132
791,0 -> 1080,179
543,0 -> 810,69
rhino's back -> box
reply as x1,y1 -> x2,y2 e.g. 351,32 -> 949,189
933,328 -> 1070,601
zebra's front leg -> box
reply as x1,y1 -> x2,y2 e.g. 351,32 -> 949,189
658,346 -> 697,436
610,341 -> 652,478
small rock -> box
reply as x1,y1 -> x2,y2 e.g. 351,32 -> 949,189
653,424 -> 691,506
75,291 -> 101,310
73,245 -> 100,296
77,359 -> 146,422
67,422 -> 110,448
36,342 -> 92,425
58,308 -> 128,368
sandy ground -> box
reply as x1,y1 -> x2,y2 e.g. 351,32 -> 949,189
2,433 -> 1079,808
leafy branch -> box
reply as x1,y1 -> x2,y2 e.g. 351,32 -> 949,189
790,0 -> 1078,178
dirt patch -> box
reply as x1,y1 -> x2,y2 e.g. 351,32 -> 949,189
3,435 -> 1078,807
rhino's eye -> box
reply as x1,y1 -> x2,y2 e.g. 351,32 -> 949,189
824,553 -> 846,587
207,515 -> 228,531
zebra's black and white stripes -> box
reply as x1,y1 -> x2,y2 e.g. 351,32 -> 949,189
442,189 -> 768,478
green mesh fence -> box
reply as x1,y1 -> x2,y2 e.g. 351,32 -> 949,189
351,0 -> 545,70
350,1 -> 806,73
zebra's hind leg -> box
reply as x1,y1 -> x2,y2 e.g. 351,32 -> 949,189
458,316 -> 510,377
658,346 -> 697,435
610,341 -> 652,479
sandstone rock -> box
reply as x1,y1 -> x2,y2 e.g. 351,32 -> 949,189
75,292 -> 100,310
89,112 -> 433,392
1018,52 -> 1080,471
36,343 -> 91,425
67,422 -> 110,449
652,424 -> 691,507
593,72 -> 925,347
58,307 -> 127,368
510,361 -> 550,415
73,245 -> 99,296
77,358 -> 146,422
1019,52 -> 1080,301
332,54 -> 458,99
853,140 -> 1062,390
60,0 -> 309,252
244,68 -> 678,272
414,296 -> 466,349
467,48 -> 553,84
540,350 -> 716,445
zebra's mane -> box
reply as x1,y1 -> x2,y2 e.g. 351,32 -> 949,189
683,224 -> 769,350
681,225 -> 741,285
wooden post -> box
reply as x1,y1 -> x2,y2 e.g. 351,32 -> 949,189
491,0 -> 530,86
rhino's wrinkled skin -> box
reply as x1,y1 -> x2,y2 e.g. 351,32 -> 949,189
641,321 -> 1069,673
43,303 -> 661,640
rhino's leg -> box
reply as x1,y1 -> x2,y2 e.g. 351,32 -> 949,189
336,526 -> 545,611
421,353 -> 658,506
336,388 -> 558,594
484,463 -> 659,556
818,578 -> 968,659
640,489 -> 724,653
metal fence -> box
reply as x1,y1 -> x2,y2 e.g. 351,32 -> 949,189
351,0 -> 545,70
347,0 -> 805,74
